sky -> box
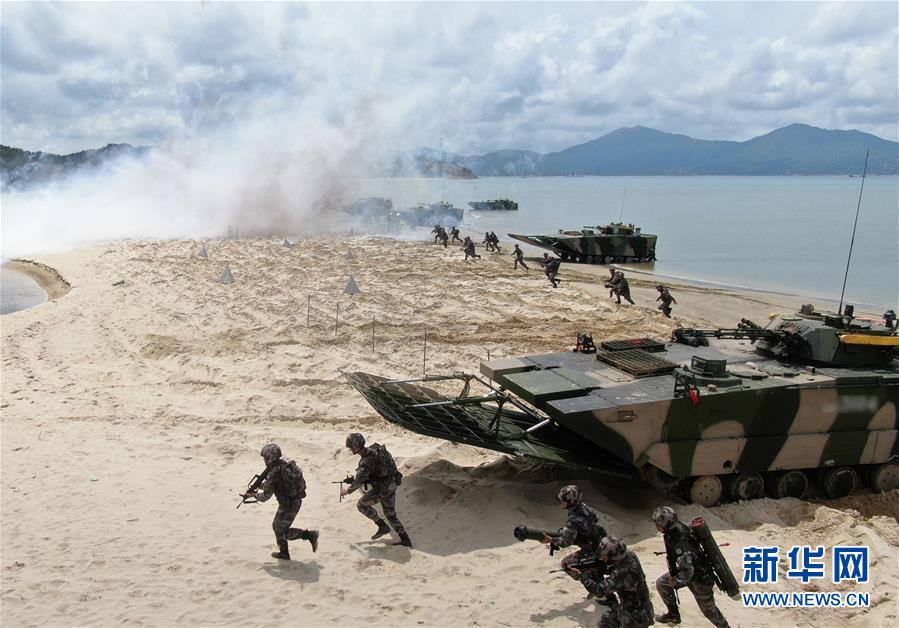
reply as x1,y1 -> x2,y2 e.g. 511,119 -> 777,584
2,1 -> 897,156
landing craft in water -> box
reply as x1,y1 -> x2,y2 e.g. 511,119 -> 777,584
344,305 -> 899,506
509,222 -> 657,264
468,199 -> 518,211
396,202 -> 464,228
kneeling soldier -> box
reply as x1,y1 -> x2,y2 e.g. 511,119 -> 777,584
575,536 -> 654,628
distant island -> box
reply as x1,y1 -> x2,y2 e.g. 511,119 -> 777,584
2,124 -> 896,190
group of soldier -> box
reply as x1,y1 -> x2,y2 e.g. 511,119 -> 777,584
240,433 -> 411,561
428,226 -> 677,314
547,485 -> 730,628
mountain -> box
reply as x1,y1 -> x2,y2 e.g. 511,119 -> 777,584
1,143 -> 150,190
439,124 -> 897,176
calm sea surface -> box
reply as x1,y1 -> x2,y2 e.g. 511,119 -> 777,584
358,176 -> 898,309
1,268 -> 47,314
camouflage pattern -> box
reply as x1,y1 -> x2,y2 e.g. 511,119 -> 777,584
657,286 -> 676,317
581,550 -> 654,628
450,226 -> 462,244
512,244 -> 529,269
558,502 -> 605,550
400,202 -> 463,228
344,304 -> 898,507
348,446 -> 408,537
469,199 -> 518,211
463,239 -> 481,260
656,576 -> 728,628
509,222 -> 657,264
256,459 -> 313,554
606,271 -> 635,305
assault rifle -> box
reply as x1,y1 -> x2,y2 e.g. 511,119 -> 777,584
333,475 -> 354,502
549,552 -> 603,575
514,524 -> 562,556
236,464 -> 272,509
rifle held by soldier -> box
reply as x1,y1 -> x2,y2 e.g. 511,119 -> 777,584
236,465 -> 272,509
333,475 -> 354,501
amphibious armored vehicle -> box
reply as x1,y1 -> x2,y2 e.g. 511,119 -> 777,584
468,199 -> 518,211
509,222 -> 656,263
345,305 -> 898,505
397,201 -> 464,228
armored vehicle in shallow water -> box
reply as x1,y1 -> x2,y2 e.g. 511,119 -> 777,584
469,199 -> 518,211
509,222 -> 657,263
345,304 -> 898,505
397,201 -> 464,228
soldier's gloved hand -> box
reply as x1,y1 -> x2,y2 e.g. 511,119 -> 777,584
567,567 -> 582,580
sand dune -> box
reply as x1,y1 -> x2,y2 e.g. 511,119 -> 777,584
2,235 -> 896,627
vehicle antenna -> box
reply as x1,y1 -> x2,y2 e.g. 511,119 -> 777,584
838,149 -> 869,315
618,189 -> 627,222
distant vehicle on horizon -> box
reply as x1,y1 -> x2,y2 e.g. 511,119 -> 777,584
397,201 -> 464,227
468,198 -> 518,211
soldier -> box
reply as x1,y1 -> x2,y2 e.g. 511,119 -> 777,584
245,443 -> 319,560
574,536 -> 655,628
656,285 -> 676,318
884,309 -> 897,331
512,244 -> 529,270
539,252 -> 561,288
463,237 -> 481,261
652,506 -> 730,628
606,271 -> 635,305
439,227 -> 449,248
542,485 -> 607,588
490,231 -> 502,253
431,224 -> 442,243
340,433 -> 412,548
482,231 -> 494,252
450,225 -> 462,244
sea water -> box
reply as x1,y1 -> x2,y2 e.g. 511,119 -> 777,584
1,268 -> 47,314
357,175 -> 899,309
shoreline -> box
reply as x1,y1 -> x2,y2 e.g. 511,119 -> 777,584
3,259 -> 71,301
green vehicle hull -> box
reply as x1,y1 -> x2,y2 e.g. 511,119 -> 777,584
509,222 -> 657,263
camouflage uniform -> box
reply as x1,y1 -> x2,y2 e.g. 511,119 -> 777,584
439,228 -> 449,248
450,226 -> 462,244
557,502 -> 606,575
490,232 -> 502,253
512,245 -> 529,270
464,238 -> 481,260
347,446 -> 409,541
431,225 -> 441,243
581,551 -> 654,628
540,255 -> 561,287
656,520 -> 729,628
607,271 -> 635,305
657,286 -> 676,317
256,458 -> 317,557
483,232 -> 494,252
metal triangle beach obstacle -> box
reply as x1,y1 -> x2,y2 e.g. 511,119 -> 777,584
219,266 -> 234,284
343,274 -> 361,294
282,238 -> 293,247
197,245 -> 208,258
345,248 -> 356,261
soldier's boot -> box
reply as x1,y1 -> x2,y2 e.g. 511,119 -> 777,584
271,541 -> 290,560
371,519 -> 392,540
655,605 -> 681,625
307,530 -> 319,553
393,533 -> 413,548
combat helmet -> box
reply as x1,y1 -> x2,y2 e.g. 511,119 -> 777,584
558,484 -> 581,507
260,443 -> 282,462
599,536 -> 627,563
346,432 -> 366,450
652,506 -> 678,530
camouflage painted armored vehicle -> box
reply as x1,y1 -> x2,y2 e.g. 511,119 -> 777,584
397,201 -> 464,228
344,305 -> 898,506
469,199 -> 518,211
509,222 -> 657,264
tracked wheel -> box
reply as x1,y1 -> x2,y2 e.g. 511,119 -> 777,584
688,475 -> 723,506
820,467 -> 860,499
766,470 -> 809,499
729,473 -> 765,501
868,462 -> 899,492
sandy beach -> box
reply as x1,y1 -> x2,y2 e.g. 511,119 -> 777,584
1,235 -> 896,628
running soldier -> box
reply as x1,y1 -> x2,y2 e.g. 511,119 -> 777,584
652,506 -> 730,628
482,231 -> 494,252
512,244 -> 529,270
606,271 -> 635,305
439,227 -> 449,248
539,253 -> 561,288
244,443 -> 319,560
450,226 -> 462,244
656,285 -> 676,317
542,485 -> 607,592
431,224 -> 442,243
574,536 -> 655,628
340,433 -> 412,547
463,237 -> 481,261
489,231 -> 502,253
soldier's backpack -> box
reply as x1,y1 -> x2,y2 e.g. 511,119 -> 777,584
280,459 -> 307,498
370,443 -> 403,486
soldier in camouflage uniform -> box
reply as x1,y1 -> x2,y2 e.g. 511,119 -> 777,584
542,485 -> 607,591
490,231 -> 502,253
539,253 -> 562,288
575,537 -> 655,628
450,226 -> 462,244
463,237 -> 481,261
439,228 -> 449,248
247,443 -> 319,560
652,506 -> 730,628
656,285 -> 676,318
606,271 -> 635,305
340,433 -> 412,547
483,231 -> 494,252
512,244 -> 529,270
431,225 -> 442,243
